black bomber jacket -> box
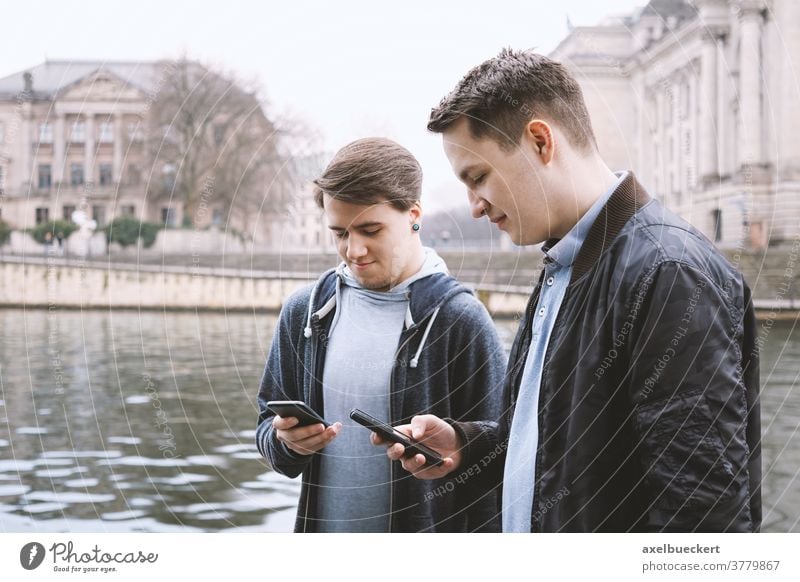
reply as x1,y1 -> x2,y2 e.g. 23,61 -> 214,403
451,173 -> 762,532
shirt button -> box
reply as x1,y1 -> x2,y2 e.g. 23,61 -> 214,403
546,276 -> 555,286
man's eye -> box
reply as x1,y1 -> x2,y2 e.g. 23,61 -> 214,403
472,174 -> 485,185
334,231 -> 347,240
363,229 -> 380,237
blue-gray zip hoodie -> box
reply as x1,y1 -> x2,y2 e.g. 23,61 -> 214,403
256,268 -> 506,532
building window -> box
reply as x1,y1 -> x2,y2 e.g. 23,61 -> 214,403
127,164 -> 141,185
712,209 -> 723,242
38,164 -> 52,189
120,205 -> 136,217
63,205 -> 76,221
35,207 -> 49,224
666,89 -> 673,123
161,207 -> 176,227
99,163 -> 113,186
162,163 -> 176,190
70,121 -> 86,143
99,121 -> 114,143
39,122 -> 53,144
70,163 -> 84,186
681,82 -> 690,120
92,205 -> 106,228
213,124 -> 225,146
212,208 -> 223,226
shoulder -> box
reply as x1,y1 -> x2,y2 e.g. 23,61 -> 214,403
617,200 -> 742,293
439,289 -> 487,319
277,283 -> 314,328
438,289 -> 500,340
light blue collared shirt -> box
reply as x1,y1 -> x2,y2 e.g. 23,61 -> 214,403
502,171 -> 628,532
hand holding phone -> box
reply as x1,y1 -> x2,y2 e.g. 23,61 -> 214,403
267,400 -> 339,456
350,408 -> 444,467
266,400 -> 330,427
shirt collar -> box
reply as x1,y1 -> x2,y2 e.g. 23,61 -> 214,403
543,171 -> 628,267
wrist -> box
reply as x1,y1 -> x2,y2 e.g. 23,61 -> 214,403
444,418 -> 468,469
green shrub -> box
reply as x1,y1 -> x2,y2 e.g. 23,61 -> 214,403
139,222 -> 162,248
105,216 -> 162,248
29,220 -> 78,244
0,219 -> 11,246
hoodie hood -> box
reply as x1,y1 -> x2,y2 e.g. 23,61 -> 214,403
337,246 -> 449,293
302,248 -> 472,367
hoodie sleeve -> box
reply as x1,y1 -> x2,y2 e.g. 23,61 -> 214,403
255,288 -> 315,479
444,292 -> 508,532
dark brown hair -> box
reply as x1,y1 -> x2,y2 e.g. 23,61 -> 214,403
428,48 -> 597,152
313,137 -> 423,210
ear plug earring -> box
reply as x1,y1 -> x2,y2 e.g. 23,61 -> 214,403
412,223 -> 421,232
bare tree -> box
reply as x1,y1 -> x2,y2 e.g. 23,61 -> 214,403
146,58 -> 295,229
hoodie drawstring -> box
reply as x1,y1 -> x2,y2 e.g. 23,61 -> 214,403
404,305 -> 414,329
303,281 -> 318,338
304,267 -> 446,370
305,273 -> 340,338
409,306 -> 441,369
316,295 -> 337,322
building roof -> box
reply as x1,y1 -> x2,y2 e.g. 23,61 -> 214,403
0,60 -> 167,100
640,0 -> 697,21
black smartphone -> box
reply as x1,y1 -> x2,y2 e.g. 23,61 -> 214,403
349,408 -> 444,467
266,400 -> 330,427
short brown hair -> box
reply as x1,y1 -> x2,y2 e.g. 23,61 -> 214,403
313,138 -> 423,210
428,48 -> 597,152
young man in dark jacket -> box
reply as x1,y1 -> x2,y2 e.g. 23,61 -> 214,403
378,50 -> 761,533
255,137 -> 506,532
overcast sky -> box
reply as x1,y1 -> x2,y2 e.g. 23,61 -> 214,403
0,0 -> 646,212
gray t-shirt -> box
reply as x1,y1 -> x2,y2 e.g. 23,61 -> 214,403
316,285 -> 406,532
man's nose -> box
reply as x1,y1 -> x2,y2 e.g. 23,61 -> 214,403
347,235 -> 368,259
468,190 -> 489,220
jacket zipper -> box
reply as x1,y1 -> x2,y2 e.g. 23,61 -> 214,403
304,312 -> 327,533
303,316 -> 318,533
388,326 -> 420,532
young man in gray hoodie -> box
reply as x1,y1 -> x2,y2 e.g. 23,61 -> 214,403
256,137 -> 506,532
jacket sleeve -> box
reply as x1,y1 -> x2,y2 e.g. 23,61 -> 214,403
255,292 -> 315,479
446,294 -> 508,531
624,260 -> 757,532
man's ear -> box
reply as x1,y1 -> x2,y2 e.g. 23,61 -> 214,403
525,119 -> 555,164
409,202 -> 422,224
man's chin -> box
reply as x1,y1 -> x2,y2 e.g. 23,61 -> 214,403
509,231 -> 526,246
353,275 -> 391,292
514,231 -> 545,247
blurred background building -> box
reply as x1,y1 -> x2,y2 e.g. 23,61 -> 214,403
551,0 -> 798,248
0,59 -> 306,251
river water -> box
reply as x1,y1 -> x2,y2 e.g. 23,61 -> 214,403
0,309 -> 796,532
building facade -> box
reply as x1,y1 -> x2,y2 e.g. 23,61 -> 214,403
272,154 -> 331,254
551,0 -> 800,248
0,60 -> 302,250
0,62 -> 177,231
